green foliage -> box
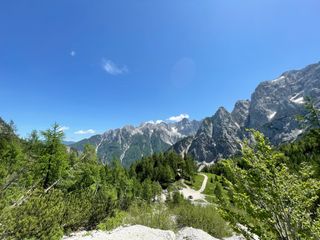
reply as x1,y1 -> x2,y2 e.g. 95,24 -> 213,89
3,115 -> 320,240
202,173 -> 216,195
213,180 -> 229,204
130,151 -> 196,188
98,210 -> 127,231
2,189 -> 65,240
296,96 -> 320,129
140,178 -> 162,202
0,122 -> 153,239
187,173 -> 206,191
38,123 -> 69,189
280,128 -> 320,175
217,130 -> 320,239
173,202 -> 232,238
171,191 -> 184,205
124,201 -> 176,230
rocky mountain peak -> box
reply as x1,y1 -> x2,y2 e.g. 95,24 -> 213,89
179,118 -> 190,124
213,107 -> 229,120
231,100 -> 250,127
72,62 -> 320,165
173,61 -> 320,163
71,118 -> 201,167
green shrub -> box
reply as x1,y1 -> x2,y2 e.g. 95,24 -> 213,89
189,174 -> 204,190
98,210 -> 127,231
124,201 -> 176,231
2,189 -> 64,240
171,191 -> 184,205
174,203 -> 232,238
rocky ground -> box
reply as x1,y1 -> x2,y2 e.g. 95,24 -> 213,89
179,173 -> 209,205
63,225 -> 244,240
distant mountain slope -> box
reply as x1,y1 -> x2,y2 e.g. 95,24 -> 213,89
63,141 -> 75,146
71,119 -> 200,167
172,62 -> 320,163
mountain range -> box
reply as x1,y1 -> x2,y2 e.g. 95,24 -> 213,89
71,119 -> 200,167
172,62 -> 320,162
71,61 -> 320,165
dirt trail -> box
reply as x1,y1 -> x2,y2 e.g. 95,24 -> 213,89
179,173 -> 209,204
198,173 -> 208,193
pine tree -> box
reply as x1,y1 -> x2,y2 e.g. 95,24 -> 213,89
38,123 -> 69,189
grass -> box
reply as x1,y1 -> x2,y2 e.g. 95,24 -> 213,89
123,202 -> 176,231
186,174 -> 204,191
186,173 -> 216,196
205,195 -> 215,203
202,173 -> 216,195
97,194 -> 233,239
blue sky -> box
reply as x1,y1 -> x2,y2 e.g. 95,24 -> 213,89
1,0 -> 320,141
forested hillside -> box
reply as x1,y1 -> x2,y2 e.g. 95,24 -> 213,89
0,121 -> 196,239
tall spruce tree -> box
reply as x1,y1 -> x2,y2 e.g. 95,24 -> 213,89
39,123 -> 69,189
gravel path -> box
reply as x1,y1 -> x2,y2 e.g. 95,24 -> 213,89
63,225 -> 245,240
179,173 -> 209,204
198,173 -> 208,193
63,225 -> 223,240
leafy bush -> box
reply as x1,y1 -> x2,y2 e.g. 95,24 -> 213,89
174,203 -> 232,238
98,210 -> 127,231
2,189 -> 65,240
124,201 -> 176,231
218,130 -> 320,239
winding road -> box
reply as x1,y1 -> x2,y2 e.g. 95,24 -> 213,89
179,173 -> 209,204
198,173 -> 208,193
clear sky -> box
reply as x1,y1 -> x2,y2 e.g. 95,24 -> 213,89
1,0 -> 320,141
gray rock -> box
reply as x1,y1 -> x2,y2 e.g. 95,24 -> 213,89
174,107 -> 243,163
176,227 -> 219,240
231,100 -> 250,128
72,61 -> 320,165
173,62 -> 320,162
71,119 -> 200,167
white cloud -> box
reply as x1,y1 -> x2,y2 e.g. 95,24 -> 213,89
58,126 -> 69,132
102,59 -> 128,75
74,129 -> 96,135
167,114 -> 189,122
70,51 -> 76,57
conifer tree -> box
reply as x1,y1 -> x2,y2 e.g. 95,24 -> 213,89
39,123 -> 69,189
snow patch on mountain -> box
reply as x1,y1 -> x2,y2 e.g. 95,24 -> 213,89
290,95 -> 305,104
71,119 -> 201,166
271,75 -> 285,83
172,61 -> 320,163
268,111 -> 277,120
120,143 -> 130,162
